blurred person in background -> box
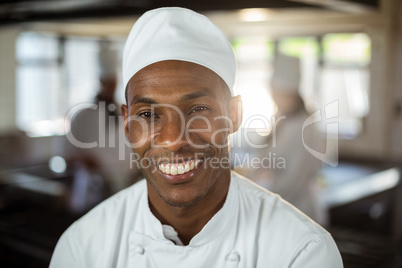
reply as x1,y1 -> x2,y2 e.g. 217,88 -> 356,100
66,40 -> 138,213
251,53 -> 327,225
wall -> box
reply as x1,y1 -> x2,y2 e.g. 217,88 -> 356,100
389,0 -> 402,159
0,27 -> 19,132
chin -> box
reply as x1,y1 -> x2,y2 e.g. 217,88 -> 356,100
159,189 -> 206,208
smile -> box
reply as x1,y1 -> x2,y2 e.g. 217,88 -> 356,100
158,160 -> 202,175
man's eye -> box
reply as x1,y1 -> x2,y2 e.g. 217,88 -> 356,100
191,106 -> 209,113
138,111 -> 157,118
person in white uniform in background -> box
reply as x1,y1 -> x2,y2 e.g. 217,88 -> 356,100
251,53 -> 328,226
51,7 -> 342,267
66,41 -> 138,212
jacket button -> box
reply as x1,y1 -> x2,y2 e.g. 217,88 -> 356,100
135,246 -> 145,255
228,251 -> 240,262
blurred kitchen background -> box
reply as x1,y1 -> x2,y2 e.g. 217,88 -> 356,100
0,0 -> 402,267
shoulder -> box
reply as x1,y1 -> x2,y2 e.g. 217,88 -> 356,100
233,171 -> 324,234
83,179 -> 144,223
50,180 -> 147,267
231,172 -> 342,266
63,179 -> 146,241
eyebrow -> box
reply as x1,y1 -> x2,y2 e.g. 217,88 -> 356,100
130,90 -> 212,106
130,96 -> 158,106
180,91 -> 210,102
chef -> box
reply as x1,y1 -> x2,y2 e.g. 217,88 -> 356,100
50,7 -> 343,267
251,53 -> 328,226
66,41 -> 137,198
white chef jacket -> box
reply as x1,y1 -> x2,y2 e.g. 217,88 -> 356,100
50,171 -> 343,268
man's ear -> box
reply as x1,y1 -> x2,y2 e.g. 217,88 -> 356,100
228,95 -> 243,134
121,104 -> 130,137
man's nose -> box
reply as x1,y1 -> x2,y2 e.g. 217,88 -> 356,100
153,115 -> 188,152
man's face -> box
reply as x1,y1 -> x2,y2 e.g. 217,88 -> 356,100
122,60 -> 240,208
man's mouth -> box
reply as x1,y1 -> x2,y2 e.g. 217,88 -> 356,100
158,159 -> 202,175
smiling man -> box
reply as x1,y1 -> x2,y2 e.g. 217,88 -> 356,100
50,7 -> 343,267
121,59 -> 238,246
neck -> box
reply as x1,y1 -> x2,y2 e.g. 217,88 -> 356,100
148,169 -> 231,245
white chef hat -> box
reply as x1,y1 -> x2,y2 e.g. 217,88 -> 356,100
98,41 -> 119,79
122,7 -> 236,95
270,53 -> 301,94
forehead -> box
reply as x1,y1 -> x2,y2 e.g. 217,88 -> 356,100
127,60 -> 227,102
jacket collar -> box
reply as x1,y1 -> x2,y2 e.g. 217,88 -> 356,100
137,173 -> 239,247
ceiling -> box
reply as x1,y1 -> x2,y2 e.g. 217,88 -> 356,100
0,0 -> 379,25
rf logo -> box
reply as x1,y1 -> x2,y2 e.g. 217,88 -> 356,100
302,100 -> 339,167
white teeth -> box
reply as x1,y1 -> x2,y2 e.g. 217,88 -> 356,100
184,162 -> 190,173
159,164 -> 166,173
170,165 -> 178,175
177,164 -> 184,174
158,160 -> 200,175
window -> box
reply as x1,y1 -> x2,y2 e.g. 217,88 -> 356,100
16,31 -> 370,139
232,37 -> 275,135
278,37 -> 320,111
229,33 -> 371,141
320,33 -> 370,138
16,32 -> 64,136
65,38 -> 99,109
16,32 -> 124,137
278,33 -> 371,138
